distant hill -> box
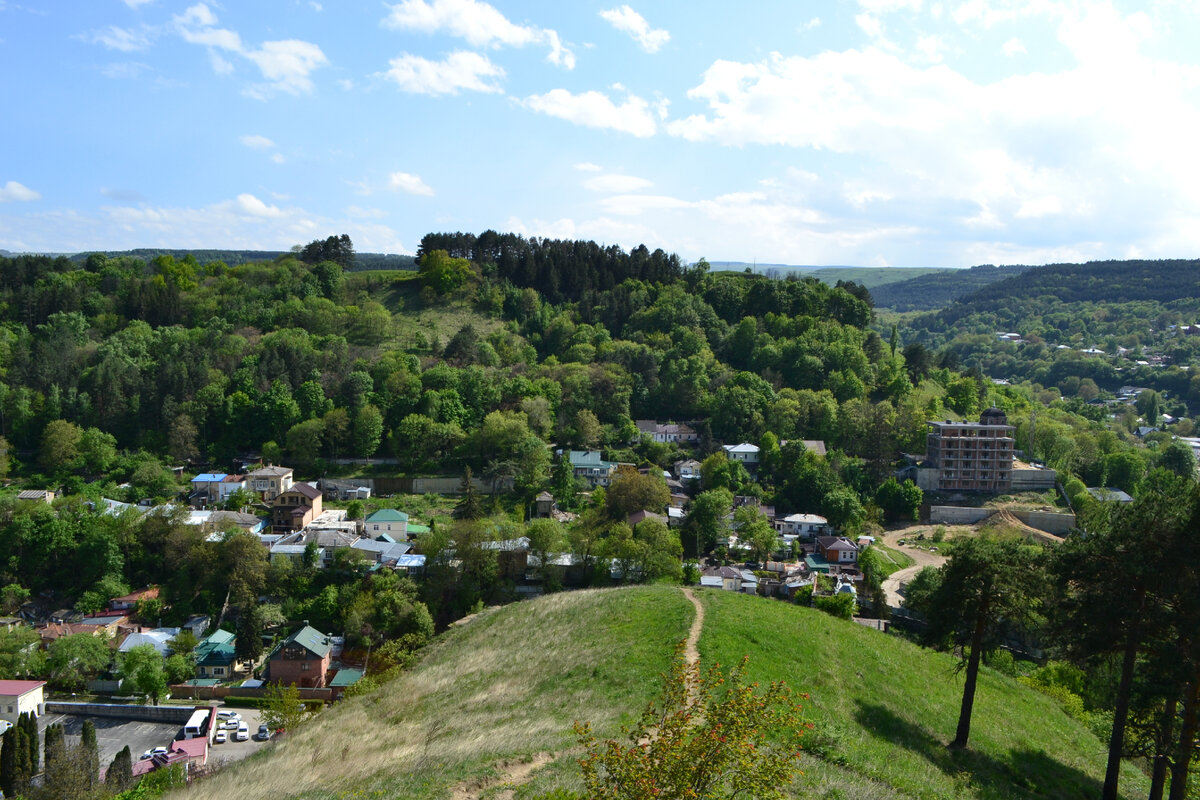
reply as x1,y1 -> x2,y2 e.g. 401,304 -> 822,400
871,263 -> 1036,311
3,247 -> 417,271
709,262 -> 954,290
177,585 -> 1144,800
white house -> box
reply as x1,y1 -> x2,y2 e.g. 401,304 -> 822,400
364,509 -> 409,539
775,513 -> 830,538
722,443 -> 760,465
0,680 -> 45,724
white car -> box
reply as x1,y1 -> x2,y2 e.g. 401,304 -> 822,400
224,718 -> 240,730
234,724 -> 249,742
140,746 -> 169,760
214,730 -> 227,744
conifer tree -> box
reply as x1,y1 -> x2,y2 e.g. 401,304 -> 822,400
81,719 -> 99,789
106,745 -> 133,790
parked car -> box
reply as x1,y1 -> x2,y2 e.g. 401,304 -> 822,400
140,746 -> 169,760
234,723 -> 249,742
217,710 -> 240,721
224,718 -> 240,730
255,724 -> 271,741
214,730 -> 227,744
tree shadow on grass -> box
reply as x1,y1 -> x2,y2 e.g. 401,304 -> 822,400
853,700 -> 1106,800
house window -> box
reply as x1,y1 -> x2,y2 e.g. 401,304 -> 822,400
373,525 -> 379,531
301,662 -> 310,671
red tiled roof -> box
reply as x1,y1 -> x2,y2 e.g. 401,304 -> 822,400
0,680 -> 45,696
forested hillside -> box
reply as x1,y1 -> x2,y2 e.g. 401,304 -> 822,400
895,259 -> 1200,414
871,263 -> 1035,311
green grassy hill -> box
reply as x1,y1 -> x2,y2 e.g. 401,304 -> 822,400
178,587 -> 1149,800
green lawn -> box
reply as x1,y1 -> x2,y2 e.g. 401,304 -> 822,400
696,589 -> 1149,800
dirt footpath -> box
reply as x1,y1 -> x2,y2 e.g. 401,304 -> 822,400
879,525 -> 956,609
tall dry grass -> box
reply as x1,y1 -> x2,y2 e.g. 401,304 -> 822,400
175,585 -> 692,800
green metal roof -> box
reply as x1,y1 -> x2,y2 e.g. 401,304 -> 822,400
330,668 -> 364,687
365,509 -> 409,523
283,625 -> 332,658
406,523 -> 431,534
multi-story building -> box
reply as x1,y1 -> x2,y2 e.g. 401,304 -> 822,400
925,408 -> 1015,493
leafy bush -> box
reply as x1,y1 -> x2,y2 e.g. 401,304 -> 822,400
813,593 -> 856,620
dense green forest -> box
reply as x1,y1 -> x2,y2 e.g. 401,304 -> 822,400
871,263 -> 1036,311
893,259 -> 1200,415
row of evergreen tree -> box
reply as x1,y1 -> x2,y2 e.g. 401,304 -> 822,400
0,713 -> 135,799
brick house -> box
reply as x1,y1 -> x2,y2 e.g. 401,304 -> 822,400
271,483 -> 323,535
268,625 -> 332,688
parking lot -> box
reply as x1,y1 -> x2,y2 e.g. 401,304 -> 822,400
38,703 -> 271,775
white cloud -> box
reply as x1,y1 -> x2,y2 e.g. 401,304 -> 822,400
584,174 -> 652,193
244,40 -> 328,94
915,34 -> 945,63
523,88 -> 657,137
381,51 -> 504,95
389,172 -> 435,196
0,181 -> 40,203
235,193 -> 284,218
1002,37 -> 1026,56
88,25 -> 151,52
173,4 -> 327,96
383,0 -> 574,68
574,162 -> 603,172
858,0 -> 922,11
599,5 -> 670,53
271,153 -> 285,164
346,206 -> 388,219
799,17 -> 822,31
100,62 -> 150,79
240,134 -> 276,149
123,0 -> 155,7
1015,195 -> 1062,218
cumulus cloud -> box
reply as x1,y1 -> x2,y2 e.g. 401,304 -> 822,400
389,172 -> 435,196
380,50 -> 504,94
584,174 -> 652,193
599,5 -> 669,53
87,25 -> 151,52
240,134 -> 276,149
173,4 -> 328,97
0,181 -> 40,203
523,88 -> 658,137
383,0 -> 574,68
574,162 -> 603,172
1002,37 -> 1026,56
235,193 -> 284,218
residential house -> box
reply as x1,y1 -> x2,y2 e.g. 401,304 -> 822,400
269,543 -> 322,566
320,479 -> 372,501
1085,487 -> 1134,503
38,612 -> 127,645
194,629 -> 238,679
207,510 -> 267,535
189,473 -> 227,505
109,587 -> 159,614
364,509 -> 408,540
271,483 -> 323,535
722,443 -> 760,467
799,440 -> 827,456
532,491 -> 554,518
118,628 -> 179,657
673,459 -> 702,482
350,538 -> 412,568
698,566 -> 744,592
183,614 -> 210,639
268,625 -> 332,688
816,536 -> 859,565
775,513 -> 830,539
568,450 -> 617,487
635,420 -> 700,444
219,474 -> 246,502
15,489 -> 53,504
246,465 -> 294,502
0,680 -> 45,724
627,510 -> 667,528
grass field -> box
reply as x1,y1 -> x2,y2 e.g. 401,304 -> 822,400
175,586 -> 1151,800
696,590 -> 1150,800
176,586 -> 692,800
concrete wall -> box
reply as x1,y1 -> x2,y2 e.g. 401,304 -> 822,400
929,506 -> 992,525
168,685 -> 333,702
367,476 -> 514,495
45,701 -> 199,724
1011,467 -> 1058,491
1011,509 -> 1076,535
928,505 -> 1075,535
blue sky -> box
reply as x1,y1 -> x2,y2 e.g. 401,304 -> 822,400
2,0 -> 1200,267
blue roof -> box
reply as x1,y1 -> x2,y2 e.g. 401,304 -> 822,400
192,473 -> 227,483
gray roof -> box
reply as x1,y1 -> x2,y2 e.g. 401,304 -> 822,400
281,625 -> 332,658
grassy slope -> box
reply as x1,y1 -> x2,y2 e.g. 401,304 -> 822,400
180,587 -> 1150,800
697,590 -> 1149,800
179,586 -> 692,800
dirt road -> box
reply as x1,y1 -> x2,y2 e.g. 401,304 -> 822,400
879,526 -> 951,609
